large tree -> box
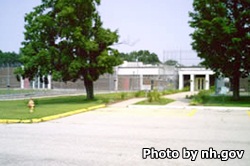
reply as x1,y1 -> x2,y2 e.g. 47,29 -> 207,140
16,0 -> 122,99
120,50 -> 160,64
189,0 -> 250,100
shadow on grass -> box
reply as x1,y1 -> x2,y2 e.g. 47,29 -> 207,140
204,96 -> 250,107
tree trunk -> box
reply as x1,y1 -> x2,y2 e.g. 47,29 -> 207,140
84,78 -> 94,100
232,74 -> 240,101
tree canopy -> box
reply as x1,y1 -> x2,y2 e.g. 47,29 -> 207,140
163,59 -> 180,66
0,50 -> 20,67
120,50 -> 160,64
189,0 -> 250,100
16,0 -> 122,99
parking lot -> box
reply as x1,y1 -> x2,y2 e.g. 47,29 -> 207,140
0,106 -> 250,166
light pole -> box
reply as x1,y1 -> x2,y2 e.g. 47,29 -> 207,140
7,63 -> 10,95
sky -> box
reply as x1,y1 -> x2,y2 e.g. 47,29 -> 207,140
0,0 -> 201,65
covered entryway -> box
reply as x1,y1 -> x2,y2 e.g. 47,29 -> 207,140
178,67 -> 215,92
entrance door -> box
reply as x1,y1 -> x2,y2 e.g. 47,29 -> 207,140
195,78 -> 205,91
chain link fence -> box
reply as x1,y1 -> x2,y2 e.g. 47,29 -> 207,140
0,66 -> 249,100
0,66 -> 20,89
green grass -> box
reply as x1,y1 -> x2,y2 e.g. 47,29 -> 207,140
203,96 -> 250,107
190,90 -> 250,107
0,92 -> 136,120
134,89 -> 186,105
136,98 -> 174,105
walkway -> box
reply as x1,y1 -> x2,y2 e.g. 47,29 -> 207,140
109,98 -> 146,108
109,91 -> 249,111
108,91 -> 196,108
162,91 -> 197,107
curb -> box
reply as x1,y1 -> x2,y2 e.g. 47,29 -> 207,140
128,104 -> 250,111
0,104 -> 106,124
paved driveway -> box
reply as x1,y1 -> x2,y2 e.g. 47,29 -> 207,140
0,105 -> 250,166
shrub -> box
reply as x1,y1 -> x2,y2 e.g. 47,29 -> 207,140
120,92 -> 126,100
135,90 -> 146,97
148,89 -> 161,102
191,90 -> 212,105
162,89 -> 178,95
183,86 -> 190,92
185,94 -> 194,99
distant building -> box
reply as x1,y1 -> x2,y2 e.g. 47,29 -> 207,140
178,67 -> 215,92
115,61 -> 177,91
2,61 -> 249,93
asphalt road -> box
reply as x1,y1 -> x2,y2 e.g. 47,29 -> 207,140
0,107 -> 250,166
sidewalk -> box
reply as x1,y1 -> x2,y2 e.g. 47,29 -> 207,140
110,92 -> 250,111
109,98 -> 146,108
108,91 -> 195,108
162,91 -> 196,107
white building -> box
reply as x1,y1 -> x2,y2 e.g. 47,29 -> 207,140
19,61 -> 216,92
115,61 -> 178,91
178,67 -> 215,92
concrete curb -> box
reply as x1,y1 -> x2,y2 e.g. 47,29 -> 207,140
128,104 -> 250,111
0,104 -> 106,124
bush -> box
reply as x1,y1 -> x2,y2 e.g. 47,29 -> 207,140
120,92 -> 127,100
162,89 -> 178,95
183,86 -> 190,92
185,94 -> 194,99
191,90 -> 212,105
148,89 -> 161,102
135,90 -> 146,97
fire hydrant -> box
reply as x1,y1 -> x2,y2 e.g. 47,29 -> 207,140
27,98 -> 35,113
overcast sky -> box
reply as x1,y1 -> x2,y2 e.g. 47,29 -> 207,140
0,0 -> 200,65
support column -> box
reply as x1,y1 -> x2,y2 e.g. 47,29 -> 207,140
32,80 -> 35,89
42,76 -> 45,89
140,74 -> 143,90
48,75 -> 52,89
178,74 -> 183,90
205,74 -> 210,90
114,67 -> 118,91
37,76 -> 40,89
20,76 -> 24,89
190,74 -> 195,92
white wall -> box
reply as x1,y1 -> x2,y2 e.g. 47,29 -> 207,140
117,67 -> 160,75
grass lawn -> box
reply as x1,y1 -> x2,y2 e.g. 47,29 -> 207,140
0,92 -> 136,120
203,96 -> 250,107
136,98 -> 174,105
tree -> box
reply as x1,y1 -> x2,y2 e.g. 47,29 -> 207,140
189,0 -> 250,100
163,59 -> 180,66
16,0 -> 122,100
120,50 -> 160,64
0,50 -> 20,67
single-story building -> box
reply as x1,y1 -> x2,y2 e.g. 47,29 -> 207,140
178,67 -> 215,92
15,61 -> 249,93
114,61 -> 177,91
18,62 -> 217,92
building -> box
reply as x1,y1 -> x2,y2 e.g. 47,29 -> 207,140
17,62 -> 216,92
7,61 -> 250,93
115,61 -> 177,91
178,67 -> 215,92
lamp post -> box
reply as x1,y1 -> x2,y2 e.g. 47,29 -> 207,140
6,63 -> 11,95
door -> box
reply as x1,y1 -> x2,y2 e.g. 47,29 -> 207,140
195,78 -> 205,91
